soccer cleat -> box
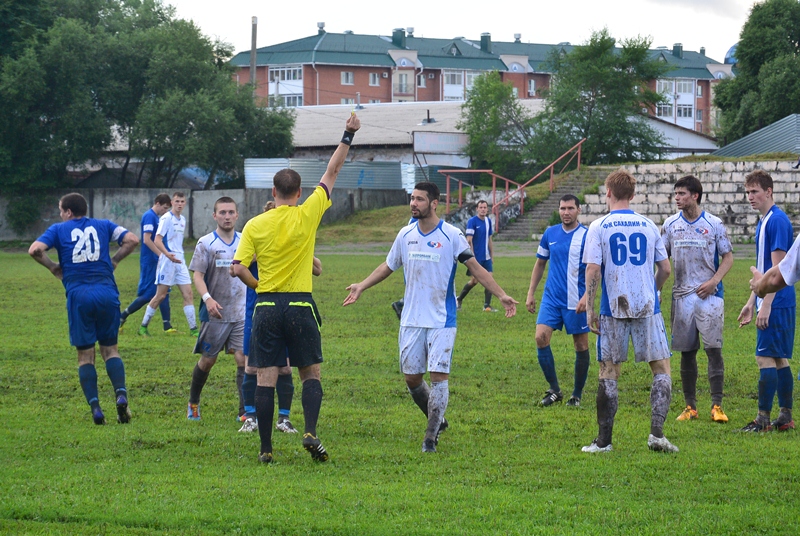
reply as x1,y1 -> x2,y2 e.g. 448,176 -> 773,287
566,396 -> 581,407
238,417 -> 259,432
647,434 -> 679,453
164,328 -> 178,334
540,389 -> 563,407
116,394 -> 131,424
483,307 -> 498,313
456,299 -> 462,311
189,328 -> 199,337
581,439 -> 612,453
422,438 -> 437,453
187,403 -> 201,421
391,300 -> 403,320
137,326 -> 150,337
711,405 -> 729,423
302,433 -> 329,462
276,418 -> 298,433
435,418 -> 449,445
258,452 -> 273,464
771,418 -> 795,432
739,420 -> 772,432
676,406 -> 698,421
92,407 -> 106,425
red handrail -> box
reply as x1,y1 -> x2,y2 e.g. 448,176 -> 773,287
437,170 -> 523,214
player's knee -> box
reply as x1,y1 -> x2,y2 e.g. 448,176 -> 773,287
535,332 -> 550,348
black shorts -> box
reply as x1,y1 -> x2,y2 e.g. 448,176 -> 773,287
249,292 -> 323,369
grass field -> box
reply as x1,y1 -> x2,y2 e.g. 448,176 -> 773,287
1,247 -> 800,535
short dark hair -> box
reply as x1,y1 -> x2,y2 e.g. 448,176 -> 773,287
476,200 -> 489,208
172,191 -> 185,199
674,175 -> 703,204
59,193 -> 88,217
559,194 -> 580,207
213,196 -> 237,212
745,169 -> 773,192
274,168 -> 302,198
413,182 -> 440,202
154,193 -> 171,206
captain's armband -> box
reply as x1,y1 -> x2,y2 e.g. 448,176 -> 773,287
458,249 -> 475,264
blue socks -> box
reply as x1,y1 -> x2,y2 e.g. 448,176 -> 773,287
78,364 -> 99,408
777,366 -> 794,410
276,373 -> 294,418
537,346 -> 559,392
242,373 -> 257,416
105,357 -> 127,398
758,367 -> 778,412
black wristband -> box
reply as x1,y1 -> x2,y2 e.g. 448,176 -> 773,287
341,130 -> 354,146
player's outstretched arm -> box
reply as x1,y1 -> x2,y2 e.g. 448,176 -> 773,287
28,241 -> 62,280
320,114 -> 361,193
343,262 -> 393,306
112,231 -> 139,269
463,258 -> 518,317
751,264 -> 788,297
232,261 -> 258,290
526,258 -> 547,314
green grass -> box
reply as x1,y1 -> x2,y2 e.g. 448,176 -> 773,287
2,250 -> 800,534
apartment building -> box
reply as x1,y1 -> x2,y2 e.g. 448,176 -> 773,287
230,25 -> 730,135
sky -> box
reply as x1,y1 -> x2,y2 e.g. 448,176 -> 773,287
165,0 -> 758,64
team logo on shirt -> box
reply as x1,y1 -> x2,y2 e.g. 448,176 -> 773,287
695,227 -> 709,235
427,241 -> 443,249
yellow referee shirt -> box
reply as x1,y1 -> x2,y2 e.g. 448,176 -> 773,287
234,185 -> 331,293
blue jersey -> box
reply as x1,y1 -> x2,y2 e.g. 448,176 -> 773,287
537,224 -> 588,310
36,217 -> 128,295
466,215 -> 492,262
140,208 -> 160,266
756,205 -> 795,310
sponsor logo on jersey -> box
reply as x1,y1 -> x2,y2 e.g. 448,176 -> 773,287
427,241 -> 443,249
695,227 -> 709,235
409,252 -> 441,262
215,259 -> 233,267
408,240 -> 418,245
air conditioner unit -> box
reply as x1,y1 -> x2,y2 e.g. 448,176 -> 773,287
382,72 -> 389,78
428,73 -> 435,79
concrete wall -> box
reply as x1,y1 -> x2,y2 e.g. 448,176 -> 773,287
579,161 -> 800,243
1,187 -> 408,242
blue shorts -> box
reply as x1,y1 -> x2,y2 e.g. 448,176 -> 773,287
136,261 -> 158,299
466,259 -> 493,277
537,301 -> 589,335
66,286 -> 120,349
756,307 -> 796,359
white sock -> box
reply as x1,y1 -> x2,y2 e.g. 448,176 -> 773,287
184,305 -> 197,330
426,380 -> 449,441
141,305 -> 157,327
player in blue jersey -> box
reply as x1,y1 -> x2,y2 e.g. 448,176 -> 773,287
577,169 -> 677,453
661,176 -> 733,424
344,182 -> 518,453
29,193 -> 139,425
457,200 -> 497,312
526,195 -> 590,407
119,193 -> 173,332
140,192 -> 198,337
737,170 -> 795,432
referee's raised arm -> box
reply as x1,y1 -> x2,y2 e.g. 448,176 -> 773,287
319,113 -> 361,193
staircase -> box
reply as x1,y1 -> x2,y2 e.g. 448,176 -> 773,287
494,167 -> 611,242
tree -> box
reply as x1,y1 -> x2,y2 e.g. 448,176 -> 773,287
714,0 -> 800,143
530,29 -> 670,165
458,71 -> 535,180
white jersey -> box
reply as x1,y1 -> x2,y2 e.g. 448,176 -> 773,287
189,231 -> 246,323
156,211 -> 186,261
779,233 -> 800,287
661,210 -> 732,299
583,209 -> 667,319
386,219 -> 471,328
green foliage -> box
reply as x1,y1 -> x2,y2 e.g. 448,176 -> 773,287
530,29 -> 671,166
1,250 -> 799,534
714,0 -> 800,144
458,71 -> 535,180
4,193 -> 42,234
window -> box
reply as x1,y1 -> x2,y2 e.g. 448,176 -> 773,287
657,80 -> 673,94
696,109 -> 703,121
341,72 -> 354,85
396,73 -> 409,93
369,73 -> 380,86
283,95 -> 302,107
512,87 -> 518,98
417,74 -> 427,88
676,80 -> 693,94
677,104 -> 693,118
528,79 -> 536,96
656,104 -> 673,117
341,98 -> 354,105
697,85 -> 703,97
369,99 -> 381,104
443,71 -> 462,85
269,66 -> 302,82
465,72 -> 480,89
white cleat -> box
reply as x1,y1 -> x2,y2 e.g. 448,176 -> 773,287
238,417 -> 258,432
581,439 -> 613,453
647,434 -> 679,453
276,418 -> 298,433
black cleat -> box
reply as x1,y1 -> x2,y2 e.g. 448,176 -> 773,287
116,394 -> 131,424
422,438 -> 437,453
540,390 -> 563,407
258,452 -> 273,464
391,300 -> 404,320
435,418 -> 449,445
92,407 -> 106,425
302,433 -> 329,462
